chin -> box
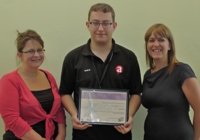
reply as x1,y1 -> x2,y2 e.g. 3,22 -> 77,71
31,63 -> 43,69
96,39 -> 108,44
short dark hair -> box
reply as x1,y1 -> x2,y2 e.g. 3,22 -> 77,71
88,3 -> 115,22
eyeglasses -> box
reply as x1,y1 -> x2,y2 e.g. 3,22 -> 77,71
20,49 -> 45,56
89,21 -> 113,29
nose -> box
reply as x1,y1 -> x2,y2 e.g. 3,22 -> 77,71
97,23 -> 104,30
153,41 -> 159,46
33,51 -> 40,56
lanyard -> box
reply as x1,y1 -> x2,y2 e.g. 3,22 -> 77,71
92,52 -> 113,88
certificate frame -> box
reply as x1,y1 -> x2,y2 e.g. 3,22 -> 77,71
78,88 -> 129,125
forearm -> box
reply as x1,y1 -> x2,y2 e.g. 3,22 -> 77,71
61,94 -> 78,117
56,123 -> 66,140
128,94 -> 141,117
61,94 -> 88,130
193,113 -> 200,140
21,129 -> 45,140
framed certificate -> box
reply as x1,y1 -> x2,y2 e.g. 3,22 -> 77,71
78,88 -> 129,125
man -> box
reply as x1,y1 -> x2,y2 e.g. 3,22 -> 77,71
59,3 -> 142,140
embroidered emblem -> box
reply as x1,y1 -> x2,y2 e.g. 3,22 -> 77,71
115,65 -> 123,74
84,69 -> 91,72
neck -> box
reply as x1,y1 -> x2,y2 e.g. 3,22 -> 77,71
152,60 -> 168,72
90,40 -> 112,51
90,41 -> 112,62
18,65 -> 39,78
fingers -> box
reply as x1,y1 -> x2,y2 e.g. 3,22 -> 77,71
73,123 -> 92,130
114,125 -> 131,134
114,117 -> 133,134
72,115 -> 92,130
114,125 -> 123,133
78,123 -> 92,130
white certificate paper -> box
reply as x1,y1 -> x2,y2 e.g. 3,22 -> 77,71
78,88 -> 129,125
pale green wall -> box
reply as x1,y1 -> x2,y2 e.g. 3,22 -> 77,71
0,0 -> 200,140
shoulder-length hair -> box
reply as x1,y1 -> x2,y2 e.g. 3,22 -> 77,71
144,23 -> 179,74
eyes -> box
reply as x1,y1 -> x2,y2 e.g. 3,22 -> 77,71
89,21 -> 113,28
92,22 -> 111,26
148,38 -> 166,43
21,48 -> 45,55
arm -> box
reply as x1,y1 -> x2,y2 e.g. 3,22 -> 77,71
55,105 -> 66,140
114,94 -> 141,134
0,77 -> 45,140
114,53 -> 142,134
55,123 -> 66,140
182,77 -> 200,140
61,94 -> 92,130
21,130 -> 45,140
128,94 -> 141,117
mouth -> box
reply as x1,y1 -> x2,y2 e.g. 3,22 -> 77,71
96,34 -> 105,36
153,49 -> 161,52
96,32 -> 105,35
31,58 -> 41,61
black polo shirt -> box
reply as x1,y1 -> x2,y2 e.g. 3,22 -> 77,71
59,39 -> 142,109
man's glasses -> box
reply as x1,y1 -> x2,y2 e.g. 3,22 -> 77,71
89,21 -> 113,29
20,49 -> 45,56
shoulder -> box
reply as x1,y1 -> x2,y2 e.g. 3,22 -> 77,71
115,43 -> 137,59
175,62 -> 194,73
143,69 -> 151,77
1,70 -> 19,80
62,44 -> 87,64
174,62 -> 196,80
0,70 -> 21,86
62,43 -> 90,67
116,44 -> 136,54
66,44 -> 86,58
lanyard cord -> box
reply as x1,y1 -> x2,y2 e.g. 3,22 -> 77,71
92,52 -> 113,88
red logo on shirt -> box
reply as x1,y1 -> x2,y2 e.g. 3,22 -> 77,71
115,65 -> 123,74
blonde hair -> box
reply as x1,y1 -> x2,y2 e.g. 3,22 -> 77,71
15,29 -> 44,66
16,29 -> 44,52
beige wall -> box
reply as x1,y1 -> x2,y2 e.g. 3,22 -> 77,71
0,0 -> 200,139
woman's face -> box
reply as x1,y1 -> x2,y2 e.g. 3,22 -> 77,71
147,33 -> 171,63
18,39 -> 44,69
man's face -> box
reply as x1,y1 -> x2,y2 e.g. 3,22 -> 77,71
86,11 -> 117,45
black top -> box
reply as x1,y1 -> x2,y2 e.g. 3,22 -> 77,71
59,39 -> 142,140
3,89 -> 58,140
141,63 -> 195,140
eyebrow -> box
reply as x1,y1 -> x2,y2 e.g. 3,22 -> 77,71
90,20 -> 111,22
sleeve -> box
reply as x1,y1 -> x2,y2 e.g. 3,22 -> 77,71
129,52 -> 142,95
0,76 -> 31,138
179,63 -> 196,86
59,52 -> 76,95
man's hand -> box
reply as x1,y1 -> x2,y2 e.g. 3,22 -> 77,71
114,116 -> 133,134
72,115 -> 92,130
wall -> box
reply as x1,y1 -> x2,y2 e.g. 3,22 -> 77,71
0,0 -> 200,139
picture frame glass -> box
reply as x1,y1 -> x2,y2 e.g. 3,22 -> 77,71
78,88 -> 129,125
